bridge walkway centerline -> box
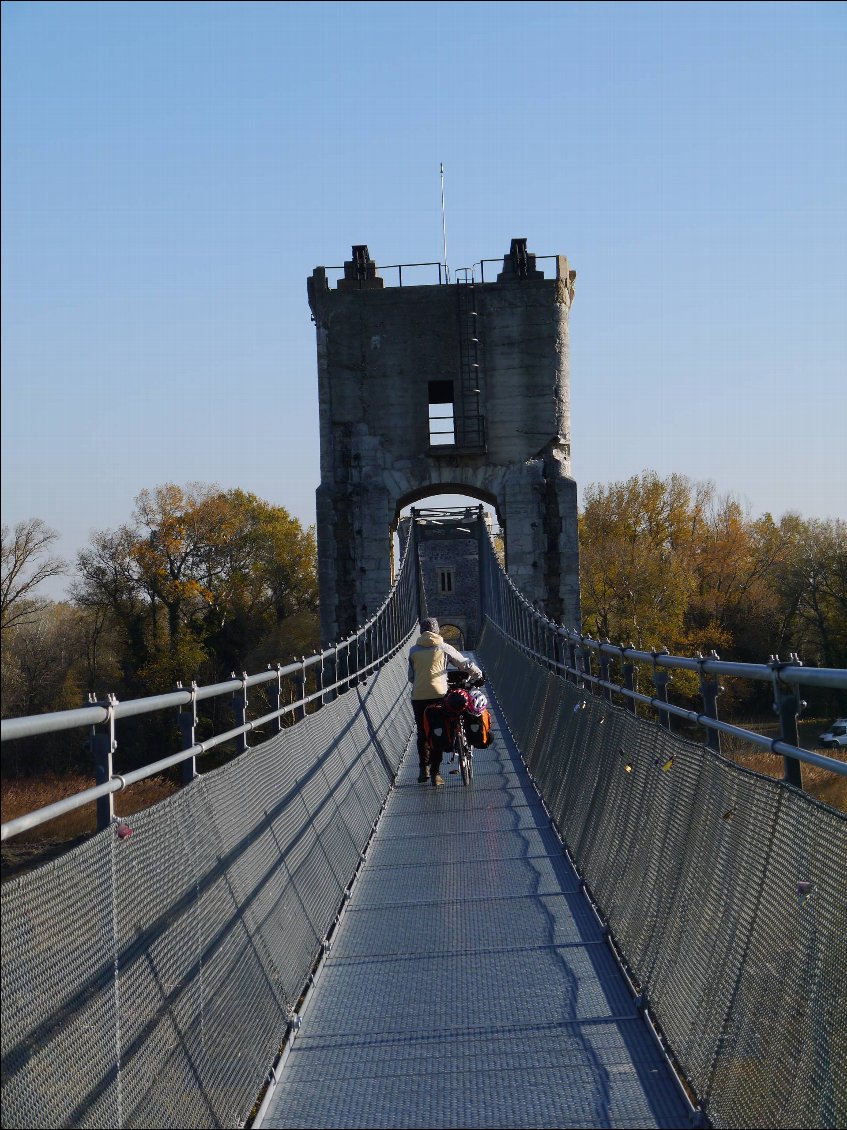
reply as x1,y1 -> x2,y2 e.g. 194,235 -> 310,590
259,673 -> 692,1129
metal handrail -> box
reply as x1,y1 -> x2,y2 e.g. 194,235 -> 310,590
480,528 -> 847,781
484,618 -> 847,777
320,261 -> 445,287
477,254 -> 560,283
320,254 -> 565,288
1,536 -> 420,841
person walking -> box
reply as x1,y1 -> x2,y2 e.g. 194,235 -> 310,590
408,618 -> 480,786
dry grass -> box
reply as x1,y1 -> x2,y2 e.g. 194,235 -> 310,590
1,772 -> 178,835
1,773 -> 179,882
719,718 -> 847,812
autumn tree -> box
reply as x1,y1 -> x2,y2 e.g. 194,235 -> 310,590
768,515 -> 847,669
73,483 -> 318,694
580,470 -> 847,715
579,470 -> 706,651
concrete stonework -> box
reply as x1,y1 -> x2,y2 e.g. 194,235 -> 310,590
308,241 -> 580,644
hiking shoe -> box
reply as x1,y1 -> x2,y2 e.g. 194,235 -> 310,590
418,768 -> 429,783
432,774 -> 445,787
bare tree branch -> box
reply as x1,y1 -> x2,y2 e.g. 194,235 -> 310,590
1,519 -> 67,632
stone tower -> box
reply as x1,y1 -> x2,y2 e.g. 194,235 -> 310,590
308,239 -> 580,645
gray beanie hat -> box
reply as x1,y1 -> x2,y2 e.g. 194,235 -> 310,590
421,618 -> 439,633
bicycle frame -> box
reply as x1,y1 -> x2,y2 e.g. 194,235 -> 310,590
444,668 -> 485,787
449,716 -> 473,786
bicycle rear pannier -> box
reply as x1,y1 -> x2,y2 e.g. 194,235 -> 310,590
464,709 -> 493,748
423,704 -> 455,753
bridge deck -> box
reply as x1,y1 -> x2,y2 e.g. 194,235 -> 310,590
260,687 -> 691,1129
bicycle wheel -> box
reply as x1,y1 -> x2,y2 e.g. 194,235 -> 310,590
459,729 -> 471,787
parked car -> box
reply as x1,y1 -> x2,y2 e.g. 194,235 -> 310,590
818,719 -> 847,748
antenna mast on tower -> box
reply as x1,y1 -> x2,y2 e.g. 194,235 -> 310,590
440,163 -> 450,284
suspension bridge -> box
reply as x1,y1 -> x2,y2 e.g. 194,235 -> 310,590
2,247 -> 846,1128
2,526 -> 845,1130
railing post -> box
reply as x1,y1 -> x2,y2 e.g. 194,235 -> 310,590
553,627 -> 566,676
268,663 -> 284,732
232,672 -> 249,753
621,645 -> 637,714
698,652 -> 722,753
295,657 -> 307,721
411,510 -> 423,623
598,643 -> 613,704
362,626 -> 370,683
543,617 -> 555,671
325,645 -> 338,704
652,649 -> 671,730
770,655 -> 804,787
176,680 -> 198,784
568,639 -> 579,685
89,693 -> 118,831
580,635 -> 594,689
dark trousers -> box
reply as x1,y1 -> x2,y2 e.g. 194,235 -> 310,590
413,698 -> 442,774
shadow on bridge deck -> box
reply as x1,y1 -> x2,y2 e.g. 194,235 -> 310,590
259,683 -> 692,1129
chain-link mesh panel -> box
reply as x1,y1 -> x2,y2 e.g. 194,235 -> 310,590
358,655 -> 413,777
478,623 -> 846,1129
0,647 -> 414,1130
706,789 -> 847,1129
0,833 -> 121,1129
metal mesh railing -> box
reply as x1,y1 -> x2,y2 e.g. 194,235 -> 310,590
478,622 -> 847,1129
0,650 -> 414,1130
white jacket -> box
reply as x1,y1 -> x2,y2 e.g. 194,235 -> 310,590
408,632 -> 477,700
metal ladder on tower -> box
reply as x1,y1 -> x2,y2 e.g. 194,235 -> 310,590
456,274 -> 486,450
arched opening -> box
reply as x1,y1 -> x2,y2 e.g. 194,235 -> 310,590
391,483 -> 503,533
392,490 -> 496,648
439,623 -> 465,650
389,487 -> 504,583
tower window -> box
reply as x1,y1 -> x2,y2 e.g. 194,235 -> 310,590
428,380 -> 455,446
439,568 -> 454,594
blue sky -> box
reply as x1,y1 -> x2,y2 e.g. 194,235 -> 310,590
2,1 -> 845,596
